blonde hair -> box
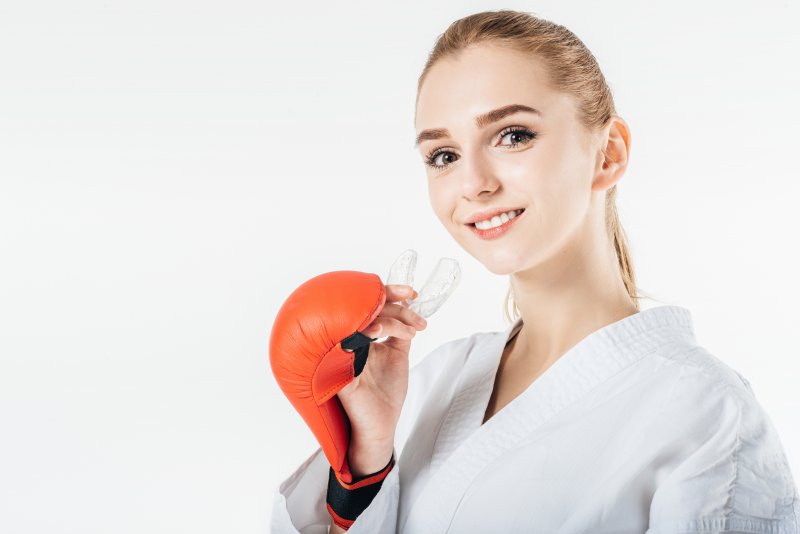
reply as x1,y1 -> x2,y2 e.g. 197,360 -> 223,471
414,9 -> 643,323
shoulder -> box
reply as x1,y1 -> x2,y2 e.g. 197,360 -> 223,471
651,342 -> 789,469
651,340 -> 754,394
648,342 -> 788,448
647,344 -> 800,530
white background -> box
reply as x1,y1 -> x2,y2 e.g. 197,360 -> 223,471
1,1 -> 798,532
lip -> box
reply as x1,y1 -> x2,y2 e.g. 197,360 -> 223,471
464,206 -> 525,225
467,208 -> 525,240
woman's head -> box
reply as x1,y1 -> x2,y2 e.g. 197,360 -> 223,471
413,10 -> 641,321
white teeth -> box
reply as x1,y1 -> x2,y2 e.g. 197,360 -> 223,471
475,209 -> 521,230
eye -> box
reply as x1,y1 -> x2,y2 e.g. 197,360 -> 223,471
498,126 -> 537,148
424,148 -> 459,170
423,126 -> 537,171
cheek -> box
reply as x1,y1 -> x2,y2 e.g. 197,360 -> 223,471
496,152 -> 551,208
427,182 -> 451,225
534,171 -> 592,251
504,149 -> 589,244
528,137 -> 590,209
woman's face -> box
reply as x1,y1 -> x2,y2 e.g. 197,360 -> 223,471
415,44 -> 606,276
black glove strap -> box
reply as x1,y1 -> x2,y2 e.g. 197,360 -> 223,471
326,453 -> 395,526
340,330 -> 377,377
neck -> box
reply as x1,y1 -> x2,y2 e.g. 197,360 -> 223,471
509,212 -> 638,367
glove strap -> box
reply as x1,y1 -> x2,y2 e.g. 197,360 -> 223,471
339,330 -> 377,377
326,453 -> 395,531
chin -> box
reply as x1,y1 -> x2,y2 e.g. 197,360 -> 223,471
483,262 -> 520,276
472,250 -> 525,276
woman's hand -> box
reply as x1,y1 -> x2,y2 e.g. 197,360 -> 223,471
336,283 -> 427,475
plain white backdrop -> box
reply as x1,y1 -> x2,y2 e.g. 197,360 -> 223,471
1,1 -> 798,532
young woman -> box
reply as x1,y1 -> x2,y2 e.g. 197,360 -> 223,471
272,10 -> 799,533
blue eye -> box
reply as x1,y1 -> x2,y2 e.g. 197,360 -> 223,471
423,127 -> 537,171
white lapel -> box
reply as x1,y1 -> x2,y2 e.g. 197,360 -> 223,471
429,317 -> 523,472
400,305 -> 695,534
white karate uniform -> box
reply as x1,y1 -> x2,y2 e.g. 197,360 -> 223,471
271,305 -> 800,533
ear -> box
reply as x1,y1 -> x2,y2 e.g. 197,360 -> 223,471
591,115 -> 631,193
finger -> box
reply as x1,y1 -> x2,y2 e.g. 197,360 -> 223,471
379,302 -> 427,330
385,284 -> 418,303
363,316 -> 417,340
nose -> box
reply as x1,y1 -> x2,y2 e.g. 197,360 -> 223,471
459,148 -> 502,201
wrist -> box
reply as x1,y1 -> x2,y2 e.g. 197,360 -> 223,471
347,440 -> 394,478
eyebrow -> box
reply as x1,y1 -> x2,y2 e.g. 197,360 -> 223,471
414,103 -> 541,147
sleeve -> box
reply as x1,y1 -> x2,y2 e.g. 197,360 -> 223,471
646,380 -> 800,534
270,445 -> 400,534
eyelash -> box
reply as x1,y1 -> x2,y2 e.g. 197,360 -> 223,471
423,126 -> 538,171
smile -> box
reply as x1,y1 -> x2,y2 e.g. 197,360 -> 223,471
467,208 -> 525,240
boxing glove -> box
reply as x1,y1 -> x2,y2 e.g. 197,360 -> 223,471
270,270 -> 385,482
270,251 -> 460,529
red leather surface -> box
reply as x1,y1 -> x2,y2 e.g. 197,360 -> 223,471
269,270 -> 386,484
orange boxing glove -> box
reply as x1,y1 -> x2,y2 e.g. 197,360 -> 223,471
269,270 -> 387,486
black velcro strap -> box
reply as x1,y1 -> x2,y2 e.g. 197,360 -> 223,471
326,455 -> 394,522
340,331 -> 377,377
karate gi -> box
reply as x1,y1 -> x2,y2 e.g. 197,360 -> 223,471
271,305 -> 800,533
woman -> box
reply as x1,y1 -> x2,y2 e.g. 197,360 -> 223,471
271,10 -> 799,533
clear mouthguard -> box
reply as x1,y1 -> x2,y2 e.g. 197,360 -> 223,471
385,249 -> 460,318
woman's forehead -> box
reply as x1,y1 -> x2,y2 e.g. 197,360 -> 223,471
415,47 -> 562,130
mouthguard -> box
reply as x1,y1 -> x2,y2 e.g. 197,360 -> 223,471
385,249 -> 460,318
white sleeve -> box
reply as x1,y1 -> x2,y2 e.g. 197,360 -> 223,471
646,380 -> 800,534
270,445 -> 400,534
